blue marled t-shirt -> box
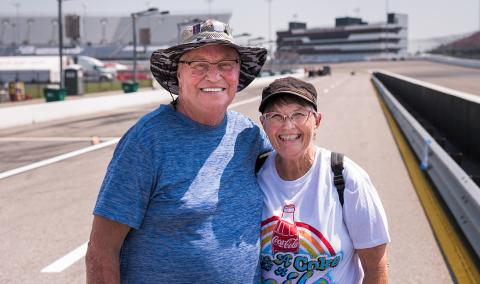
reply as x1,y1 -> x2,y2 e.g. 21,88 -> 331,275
94,104 -> 271,283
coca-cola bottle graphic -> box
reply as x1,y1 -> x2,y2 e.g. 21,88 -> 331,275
271,204 -> 300,255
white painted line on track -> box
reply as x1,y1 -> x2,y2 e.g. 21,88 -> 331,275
0,137 -> 120,142
0,138 -> 120,180
41,242 -> 88,273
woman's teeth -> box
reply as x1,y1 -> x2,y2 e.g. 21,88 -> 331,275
279,134 -> 301,141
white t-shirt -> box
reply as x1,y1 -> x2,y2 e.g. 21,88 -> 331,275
258,147 -> 390,284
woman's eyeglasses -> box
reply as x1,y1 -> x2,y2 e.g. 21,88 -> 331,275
178,59 -> 239,76
261,110 -> 315,126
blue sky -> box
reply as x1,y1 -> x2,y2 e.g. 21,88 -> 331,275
1,0 -> 479,40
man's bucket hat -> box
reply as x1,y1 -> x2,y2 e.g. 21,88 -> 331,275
150,19 -> 267,95
259,77 -> 318,112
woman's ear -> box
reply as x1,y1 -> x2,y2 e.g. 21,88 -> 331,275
259,115 -> 266,129
315,112 -> 322,128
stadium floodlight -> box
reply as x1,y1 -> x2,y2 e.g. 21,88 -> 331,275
131,8 -> 169,85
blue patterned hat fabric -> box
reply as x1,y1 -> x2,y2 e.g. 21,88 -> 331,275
150,19 -> 267,95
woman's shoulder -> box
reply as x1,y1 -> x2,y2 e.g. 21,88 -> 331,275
317,147 -> 373,191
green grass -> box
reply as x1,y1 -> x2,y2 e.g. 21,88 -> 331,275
23,80 -> 153,99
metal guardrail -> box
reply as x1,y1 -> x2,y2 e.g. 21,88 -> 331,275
372,72 -> 480,258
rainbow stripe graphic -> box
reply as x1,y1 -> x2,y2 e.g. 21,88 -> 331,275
261,216 -> 336,258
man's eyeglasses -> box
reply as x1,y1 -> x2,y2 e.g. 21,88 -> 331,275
178,59 -> 239,76
261,110 -> 315,127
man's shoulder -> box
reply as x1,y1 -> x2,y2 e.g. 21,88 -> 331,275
227,109 -> 258,128
131,104 -> 172,132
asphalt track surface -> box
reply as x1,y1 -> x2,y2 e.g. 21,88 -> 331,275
1,60 -> 478,283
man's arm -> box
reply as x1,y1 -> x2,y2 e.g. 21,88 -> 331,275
357,244 -> 388,284
85,215 -> 131,284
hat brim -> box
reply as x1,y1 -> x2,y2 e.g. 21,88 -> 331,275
150,40 -> 267,95
259,91 -> 318,113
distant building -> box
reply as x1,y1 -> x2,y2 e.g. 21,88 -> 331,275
0,13 -> 230,59
276,13 -> 408,63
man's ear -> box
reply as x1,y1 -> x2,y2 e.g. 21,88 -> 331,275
176,69 -> 182,90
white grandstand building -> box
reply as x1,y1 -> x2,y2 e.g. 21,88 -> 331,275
276,13 -> 408,63
0,13 -> 230,59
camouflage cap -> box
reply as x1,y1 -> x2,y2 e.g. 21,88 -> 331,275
150,19 -> 267,95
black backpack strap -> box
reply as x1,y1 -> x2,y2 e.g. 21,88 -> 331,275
331,152 -> 345,206
255,151 -> 272,174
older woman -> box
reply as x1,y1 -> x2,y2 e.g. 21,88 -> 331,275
257,77 -> 390,283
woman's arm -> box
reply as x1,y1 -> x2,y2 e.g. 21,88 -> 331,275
357,244 -> 388,284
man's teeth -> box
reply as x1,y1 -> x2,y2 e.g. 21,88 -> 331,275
279,134 -> 301,141
201,88 -> 224,92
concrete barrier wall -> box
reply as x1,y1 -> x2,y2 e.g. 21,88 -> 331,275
372,73 -> 480,258
373,71 -> 480,164
0,73 -> 305,130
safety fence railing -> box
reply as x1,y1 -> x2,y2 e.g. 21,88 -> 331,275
372,71 -> 480,258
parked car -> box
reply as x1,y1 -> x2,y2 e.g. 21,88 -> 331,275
76,56 -> 115,82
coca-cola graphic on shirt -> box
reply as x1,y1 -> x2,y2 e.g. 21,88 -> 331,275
271,204 -> 300,254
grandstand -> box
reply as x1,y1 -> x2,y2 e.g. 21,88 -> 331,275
275,13 -> 408,63
0,13 -> 230,59
431,31 -> 480,60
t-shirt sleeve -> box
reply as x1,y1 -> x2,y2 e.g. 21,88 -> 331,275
342,158 -> 391,249
93,128 -> 155,230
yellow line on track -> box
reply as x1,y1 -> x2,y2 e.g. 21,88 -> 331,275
372,80 -> 480,284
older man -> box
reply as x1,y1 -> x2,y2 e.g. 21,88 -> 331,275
86,19 -> 270,283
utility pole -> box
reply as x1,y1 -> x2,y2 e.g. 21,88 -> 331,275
267,0 -> 273,61
82,2 -> 88,43
58,0 -> 64,88
206,0 -> 213,17
14,2 -> 20,45
132,8 -> 169,85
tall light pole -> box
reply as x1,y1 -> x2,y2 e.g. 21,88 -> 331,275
385,0 -> 389,60
82,2 -> 87,43
131,8 -> 169,84
100,18 -> 108,44
267,0 -> 273,59
386,0 -> 389,17
58,0 -> 64,88
206,0 -> 213,17
14,2 -> 20,46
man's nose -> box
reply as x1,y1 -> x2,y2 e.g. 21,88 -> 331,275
205,64 -> 222,80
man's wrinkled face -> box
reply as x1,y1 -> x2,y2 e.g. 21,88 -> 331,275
176,44 -> 240,122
